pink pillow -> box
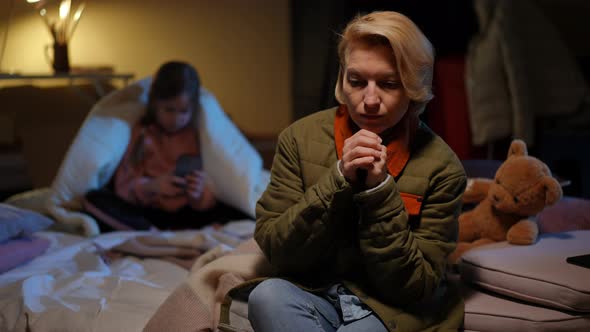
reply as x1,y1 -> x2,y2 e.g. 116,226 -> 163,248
538,196 -> 590,233
0,236 -> 50,273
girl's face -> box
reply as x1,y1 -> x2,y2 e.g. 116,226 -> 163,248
341,41 -> 411,134
154,93 -> 194,133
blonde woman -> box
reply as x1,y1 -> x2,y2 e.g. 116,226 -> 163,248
249,11 -> 466,331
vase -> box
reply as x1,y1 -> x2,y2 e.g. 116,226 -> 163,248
45,42 -> 70,73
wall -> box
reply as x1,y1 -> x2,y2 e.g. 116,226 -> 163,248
0,0 -> 292,136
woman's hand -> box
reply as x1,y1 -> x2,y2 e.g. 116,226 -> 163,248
340,129 -> 388,189
147,174 -> 186,197
186,170 -> 216,210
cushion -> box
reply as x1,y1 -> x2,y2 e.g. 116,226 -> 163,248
0,235 -> 51,273
460,230 -> 590,313
458,278 -> 590,332
48,77 -> 268,236
0,203 -> 54,243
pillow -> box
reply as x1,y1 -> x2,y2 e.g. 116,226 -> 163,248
0,235 -> 51,273
47,77 -> 269,237
457,277 -> 590,332
460,230 -> 590,313
0,203 -> 54,243
197,89 -> 270,221
47,78 -> 149,236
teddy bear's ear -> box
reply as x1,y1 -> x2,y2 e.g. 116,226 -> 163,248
542,176 -> 563,206
507,139 -> 528,159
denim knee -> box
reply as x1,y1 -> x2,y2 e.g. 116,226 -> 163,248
248,278 -> 295,319
248,278 -> 342,332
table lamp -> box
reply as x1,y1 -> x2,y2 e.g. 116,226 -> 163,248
32,0 -> 86,73
1,0 -> 86,74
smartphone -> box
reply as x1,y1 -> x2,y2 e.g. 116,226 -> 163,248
566,254 -> 590,269
174,154 -> 202,178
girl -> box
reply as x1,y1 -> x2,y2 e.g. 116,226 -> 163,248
85,61 -> 246,231
116,61 -> 214,214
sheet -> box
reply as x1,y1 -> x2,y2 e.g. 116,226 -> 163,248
0,220 -> 255,332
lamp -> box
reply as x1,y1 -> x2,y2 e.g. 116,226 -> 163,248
1,0 -> 86,74
32,0 -> 86,73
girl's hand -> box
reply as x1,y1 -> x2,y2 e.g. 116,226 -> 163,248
340,129 -> 388,189
186,170 -> 216,210
149,174 -> 186,197
186,170 -> 207,201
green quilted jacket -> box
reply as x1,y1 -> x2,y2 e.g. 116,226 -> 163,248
255,107 -> 466,331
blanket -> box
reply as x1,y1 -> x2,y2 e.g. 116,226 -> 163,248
102,222 -> 253,270
144,238 -> 271,332
0,221 -> 256,332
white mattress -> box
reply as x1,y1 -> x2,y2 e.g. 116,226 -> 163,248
0,221 -> 255,332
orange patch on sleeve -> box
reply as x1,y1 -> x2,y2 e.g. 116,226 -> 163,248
400,192 -> 423,216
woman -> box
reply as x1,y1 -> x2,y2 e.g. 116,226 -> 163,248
248,11 -> 466,331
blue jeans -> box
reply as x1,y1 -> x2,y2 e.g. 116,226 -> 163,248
248,278 -> 388,332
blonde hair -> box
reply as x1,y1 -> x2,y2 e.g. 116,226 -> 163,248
335,11 -> 434,114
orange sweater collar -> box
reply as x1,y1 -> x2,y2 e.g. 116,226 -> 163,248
334,105 -> 418,178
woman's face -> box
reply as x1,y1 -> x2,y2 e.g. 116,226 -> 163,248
155,93 -> 194,133
341,41 -> 411,134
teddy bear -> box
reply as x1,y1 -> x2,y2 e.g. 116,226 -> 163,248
448,139 -> 563,263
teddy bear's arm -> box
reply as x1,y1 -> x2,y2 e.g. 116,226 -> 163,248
507,218 -> 539,245
457,210 -> 480,242
448,238 -> 496,264
463,178 -> 493,204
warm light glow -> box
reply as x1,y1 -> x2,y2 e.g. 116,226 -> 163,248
73,3 -> 85,21
59,0 -> 71,20
26,0 -> 41,3
40,8 -> 46,16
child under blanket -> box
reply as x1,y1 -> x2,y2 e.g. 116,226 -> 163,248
83,61 -> 248,231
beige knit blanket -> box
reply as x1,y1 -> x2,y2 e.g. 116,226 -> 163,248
143,238 -> 272,332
